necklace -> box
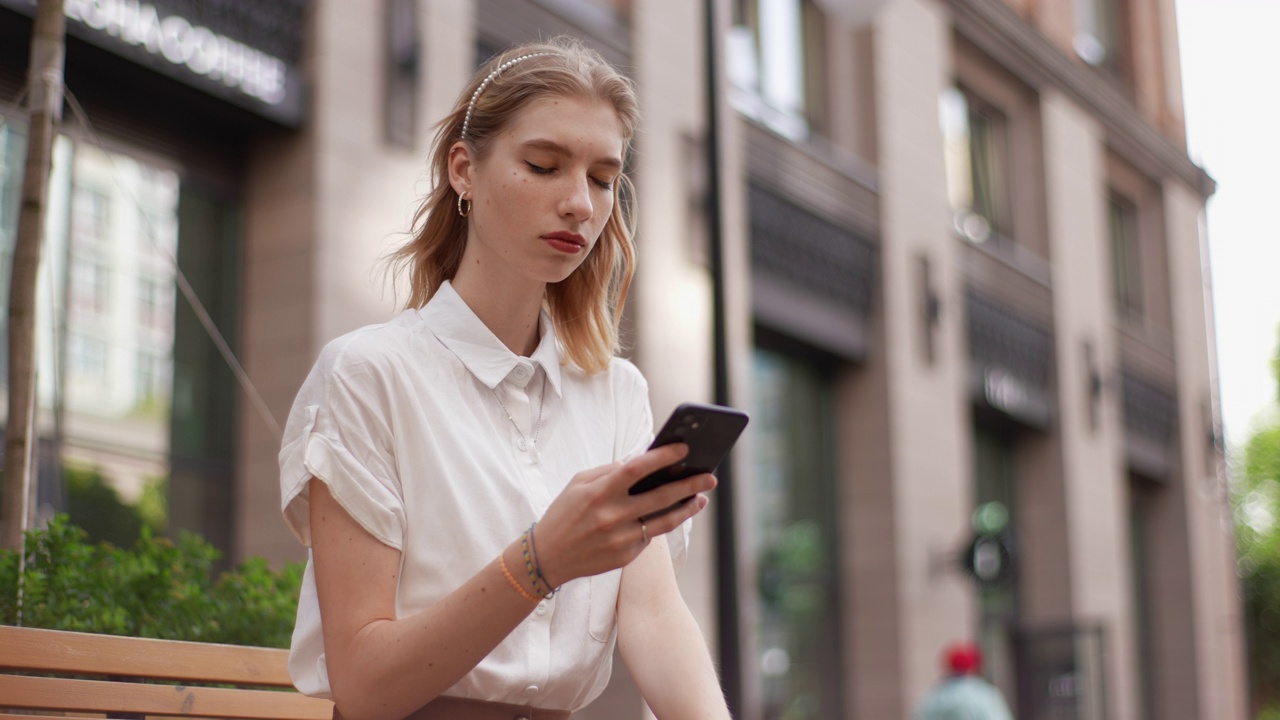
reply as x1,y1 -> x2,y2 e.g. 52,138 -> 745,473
492,370 -> 547,462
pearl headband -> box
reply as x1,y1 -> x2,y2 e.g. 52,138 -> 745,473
460,52 -> 555,141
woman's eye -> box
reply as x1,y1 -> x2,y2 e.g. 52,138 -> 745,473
592,177 -> 614,191
525,162 -> 554,175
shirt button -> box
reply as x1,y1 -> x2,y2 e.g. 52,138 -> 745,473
516,437 -> 528,451
514,364 -> 529,378
525,684 -> 539,694
535,600 -> 548,615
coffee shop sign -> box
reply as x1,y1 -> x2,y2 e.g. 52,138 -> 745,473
62,0 -> 287,105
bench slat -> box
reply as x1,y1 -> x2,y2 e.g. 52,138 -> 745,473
0,675 -> 332,720
1,716 -> 105,720
0,626 -> 295,686
2,716 -> 109,720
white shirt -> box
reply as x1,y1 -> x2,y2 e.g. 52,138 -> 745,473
279,281 -> 689,712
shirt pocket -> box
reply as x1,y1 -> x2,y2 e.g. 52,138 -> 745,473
587,568 -> 622,642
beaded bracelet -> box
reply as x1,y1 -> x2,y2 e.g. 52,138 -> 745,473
521,528 -> 551,599
499,554 -> 539,603
528,522 -> 557,597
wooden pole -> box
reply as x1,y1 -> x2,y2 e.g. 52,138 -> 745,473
2,0 -> 65,551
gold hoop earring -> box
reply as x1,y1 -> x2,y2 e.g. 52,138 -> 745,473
457,193 -> 472,218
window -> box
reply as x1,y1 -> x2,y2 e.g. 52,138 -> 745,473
1075,0 -> 1128,81
72,185 -> 111,244
946,42 -> 1050,263
973,425 -> 1019,705
69,333 -> 109,381
751,347 -> 844,720
0,124 -> 241,554
141,208 -> 178,258
138,162 -> 180,212
1109,192 -> 1143,321
941,88 -> 1014,244
729,0 -> 824,141
135,350 -> 170,406
0,122 -> 19,246
138,275 -> 172,331
70,256 -> 112,315
1128,477 -> 1156,720
1107,152 -> 1172,335
0,121 -> 23,382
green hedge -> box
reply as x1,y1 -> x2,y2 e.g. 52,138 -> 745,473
0,515 -> 303,648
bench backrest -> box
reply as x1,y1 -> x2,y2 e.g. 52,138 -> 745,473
0,624 -> 333,719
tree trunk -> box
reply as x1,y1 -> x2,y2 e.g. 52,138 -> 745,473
2,0 -> 65,552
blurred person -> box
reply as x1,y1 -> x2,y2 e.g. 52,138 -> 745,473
278,37 -> 731,720
914,642 -> 1015,720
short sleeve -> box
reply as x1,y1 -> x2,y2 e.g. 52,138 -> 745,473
279,339 -> 407,551
612,359 -> 692,574
615,360 -> 654,464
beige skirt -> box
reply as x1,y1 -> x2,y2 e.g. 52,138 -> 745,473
333,695 -> 572,720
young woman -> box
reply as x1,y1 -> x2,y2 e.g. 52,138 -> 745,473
279,37 -> 733,720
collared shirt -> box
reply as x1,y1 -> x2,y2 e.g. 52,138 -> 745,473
279,281 -> 688,712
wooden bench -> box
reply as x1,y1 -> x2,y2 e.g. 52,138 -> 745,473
0,624 -> 333,719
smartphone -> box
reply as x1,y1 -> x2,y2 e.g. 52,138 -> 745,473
628,402 -> 749,512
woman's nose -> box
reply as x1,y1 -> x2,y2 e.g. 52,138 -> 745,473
560,176 -> 593,222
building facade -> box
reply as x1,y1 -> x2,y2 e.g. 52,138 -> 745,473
0,0 -> 1245,718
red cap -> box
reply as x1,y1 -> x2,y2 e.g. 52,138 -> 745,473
945,643 -> 983,675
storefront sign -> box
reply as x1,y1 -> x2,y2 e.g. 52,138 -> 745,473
973,363 -> 1052,428
966,293 -> 1054,429
983,366 -> 1030,418
0,0 -> 306,126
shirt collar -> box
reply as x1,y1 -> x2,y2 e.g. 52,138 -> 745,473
419,280 -> 564,396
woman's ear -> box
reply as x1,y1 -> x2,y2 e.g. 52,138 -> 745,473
447,141 -> 474,197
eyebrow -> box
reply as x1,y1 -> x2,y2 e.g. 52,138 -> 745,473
520,139 -> 623,171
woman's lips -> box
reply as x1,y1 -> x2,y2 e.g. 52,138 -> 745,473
542,232 -> 586,253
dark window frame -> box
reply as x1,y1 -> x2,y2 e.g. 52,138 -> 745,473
730,0 -> 828,140
1109,190 -> 1143,322
749,342 -> 847,720
947,38 -> 1050,266
1076,0 -> 1133,87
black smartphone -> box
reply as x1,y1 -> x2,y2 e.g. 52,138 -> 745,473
628,403 -> 749,514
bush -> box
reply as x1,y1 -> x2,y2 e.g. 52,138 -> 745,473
64,464 -> 147,547
0,515 -> 302,648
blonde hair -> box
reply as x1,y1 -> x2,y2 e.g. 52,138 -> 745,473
389,37 -> 639,375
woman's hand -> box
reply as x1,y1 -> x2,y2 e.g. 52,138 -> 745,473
533,443 -> 715,588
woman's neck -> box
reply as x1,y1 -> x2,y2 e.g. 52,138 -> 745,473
450,274 -> 544,357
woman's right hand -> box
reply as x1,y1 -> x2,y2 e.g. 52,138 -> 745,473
531,443 -> 716,588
